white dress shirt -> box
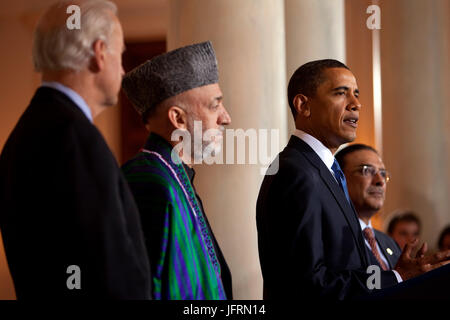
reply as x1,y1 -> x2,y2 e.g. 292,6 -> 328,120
293,129 -> 335,175
41,81 -> 93,123
359,219 -> 402,283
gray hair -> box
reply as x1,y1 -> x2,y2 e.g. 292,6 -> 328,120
32,0 -> 118,72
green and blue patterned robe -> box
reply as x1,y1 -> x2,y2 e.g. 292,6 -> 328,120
122,133 -> 231,300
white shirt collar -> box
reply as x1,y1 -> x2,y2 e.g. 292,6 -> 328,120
293,129 -> 335,171
41,81 -> 93,123
359,218 -> 373,231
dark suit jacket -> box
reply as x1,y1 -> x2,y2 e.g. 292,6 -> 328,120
0,87 -> 151,299
372,229 -> 401,269
256,135 -> 398,300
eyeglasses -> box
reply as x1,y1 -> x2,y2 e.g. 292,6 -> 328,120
355,165 -> 390,182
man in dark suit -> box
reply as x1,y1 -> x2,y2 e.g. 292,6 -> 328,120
335,145 -> 450,300
0,0 -> 151,299
335,144 -> 400,270
256,59 -> 450,300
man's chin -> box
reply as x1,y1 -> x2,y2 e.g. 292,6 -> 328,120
367,201 -> 384,212
344,133 -> 357,143
203,142 -> 222,160
104,96 -> 119,108
335,134 -> 356,147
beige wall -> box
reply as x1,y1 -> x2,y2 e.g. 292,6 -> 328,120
0,6 -> 40,300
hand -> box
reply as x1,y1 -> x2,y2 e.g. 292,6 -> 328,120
394,239 -> 450,281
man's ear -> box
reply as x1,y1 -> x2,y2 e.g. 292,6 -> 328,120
293,94 -> 310,117
90,39 -> 107,72
167,106 -> 188,130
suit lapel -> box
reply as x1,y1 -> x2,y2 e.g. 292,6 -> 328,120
374,231 -> 396,269
288,136 -> 369,266
318,165 -> 369,266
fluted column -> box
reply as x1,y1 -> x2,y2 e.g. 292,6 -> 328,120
168,0 -> 287,299
284,0 -> 346,132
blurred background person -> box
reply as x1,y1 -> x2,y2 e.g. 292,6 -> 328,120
387,211 -> 421,250
438,226 -> 450,251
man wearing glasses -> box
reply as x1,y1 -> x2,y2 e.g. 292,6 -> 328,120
335,144 -> 401,272
335,144 -> 450,299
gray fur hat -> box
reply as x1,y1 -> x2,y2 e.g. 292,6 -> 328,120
122,41 -> 219,116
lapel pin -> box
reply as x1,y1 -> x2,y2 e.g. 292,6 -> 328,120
386,248 -> 393,255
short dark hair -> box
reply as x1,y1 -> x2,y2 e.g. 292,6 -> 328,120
142,106 -> 158,124
387,212 -> 421,235
335,144 -> 379,171
437,225 -> 450,250
287,59 -> 350,118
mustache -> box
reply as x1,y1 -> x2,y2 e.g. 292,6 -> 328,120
367,187 -> 384,194
206,126 -> 225,136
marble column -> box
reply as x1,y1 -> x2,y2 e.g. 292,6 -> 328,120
284,0 -> 346,133
167,0 -> 287,299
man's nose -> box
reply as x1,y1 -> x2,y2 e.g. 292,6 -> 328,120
373,171 -> 385,186
348,94 -> 361,112
219,105 -> 231,125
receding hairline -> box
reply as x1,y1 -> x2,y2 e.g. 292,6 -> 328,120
335,144 -> 380,171
342,147 -> 380,161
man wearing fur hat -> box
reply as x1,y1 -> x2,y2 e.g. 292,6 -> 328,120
121,41 -> 232,300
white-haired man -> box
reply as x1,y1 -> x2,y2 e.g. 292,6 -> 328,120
0,0 -> 151,299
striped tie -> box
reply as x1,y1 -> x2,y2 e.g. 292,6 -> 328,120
363,227 -> 388,271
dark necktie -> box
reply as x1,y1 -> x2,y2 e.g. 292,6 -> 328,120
331,159 -> 351,204
363,227 -> 389,271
